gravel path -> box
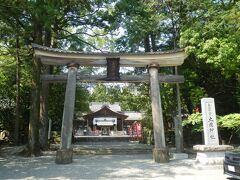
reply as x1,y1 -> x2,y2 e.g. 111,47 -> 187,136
0,154 -> 229,180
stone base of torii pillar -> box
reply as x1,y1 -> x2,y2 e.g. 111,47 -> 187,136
193,145 -> 234,165
55,148 -> 73,164
153,148 -> 169,163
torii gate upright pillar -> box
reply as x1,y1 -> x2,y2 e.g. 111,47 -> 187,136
56,63 -> 79,164
149,64 -> 169,163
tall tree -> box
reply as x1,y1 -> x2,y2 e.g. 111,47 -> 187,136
14,36 -> 21,145
0,0 -> 115,154
180,0 -> 240,113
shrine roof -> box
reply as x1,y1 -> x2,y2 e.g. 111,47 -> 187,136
90,102 -> 121,112
83,105 -> 128,120
32,44 -> 187,67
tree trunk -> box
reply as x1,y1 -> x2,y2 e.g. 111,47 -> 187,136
44,27 -> 52,47
144,35 -> 151,52
39,27 -> 52,150
151,34 -> 157,52
28,20 -> 42,156
29,54 -> 41,156
14,36 -> 20,145
39,73 -> 50,150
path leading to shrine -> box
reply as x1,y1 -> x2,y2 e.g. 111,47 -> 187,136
0,153 -> 228,179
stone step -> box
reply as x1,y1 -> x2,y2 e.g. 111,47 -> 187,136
49,143 -> 152,155
73,148 -> 152,155
74,136 -> 132,142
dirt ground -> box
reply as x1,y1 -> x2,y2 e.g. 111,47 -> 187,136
0,145 -> 229,180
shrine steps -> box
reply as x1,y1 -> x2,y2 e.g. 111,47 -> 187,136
73,147 -> 152,155
49,142 -> 152,155
73,136 -> 131,142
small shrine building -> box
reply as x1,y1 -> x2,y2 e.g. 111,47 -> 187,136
74,102 -> 143,136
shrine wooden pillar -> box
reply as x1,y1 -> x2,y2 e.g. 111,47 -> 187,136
149,64 -> 169,163
121,119 -> 124,131
56,63 -> 79,164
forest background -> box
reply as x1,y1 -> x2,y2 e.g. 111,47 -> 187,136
0,0 -> 239,153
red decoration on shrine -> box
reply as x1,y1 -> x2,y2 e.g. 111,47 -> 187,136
130,121 -> 142,141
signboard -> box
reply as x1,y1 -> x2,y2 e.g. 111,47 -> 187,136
201,98 -> 219,145
93,117 -> 117,126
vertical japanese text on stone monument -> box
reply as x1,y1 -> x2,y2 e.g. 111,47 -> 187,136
201,98 -> 219,145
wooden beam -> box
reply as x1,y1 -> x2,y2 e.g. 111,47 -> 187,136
106,58 -> 120,80
41,74 -> 184,83
32,44 -> 187,67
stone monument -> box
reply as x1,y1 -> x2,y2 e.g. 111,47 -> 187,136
193,98 -> 233,164
201,98 -> 219,145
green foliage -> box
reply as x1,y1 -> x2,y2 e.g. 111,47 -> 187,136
92,84 -> 107,100
182,113 -> 204,133
90,83 -> 150,112
112,0 -> 187,51
121,83 -> 151,111
48,83 -> 90,131
218,114 -> 240,132
189,87 -> 207,108
0,42 -> 31,135
180,1 -> 240,114
180,1 -> 240,76
183,113 -> 240,141
180,54 -> 239,115
75,86 -> 90,113
142,127 -> 153,145
48,84 -> 64,131
0,0 -> 116,144
183,112 -> 223,132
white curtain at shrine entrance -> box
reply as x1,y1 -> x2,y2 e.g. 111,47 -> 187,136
93,117 -> 117,126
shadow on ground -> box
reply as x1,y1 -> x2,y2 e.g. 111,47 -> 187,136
0,153 -> 227,180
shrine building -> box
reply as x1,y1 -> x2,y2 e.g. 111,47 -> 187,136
74,102 -> 143,136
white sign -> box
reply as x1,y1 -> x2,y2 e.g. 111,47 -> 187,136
93,117 -> 117,126
201,98 -> 219,145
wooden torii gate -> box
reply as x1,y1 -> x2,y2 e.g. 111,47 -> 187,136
32,44 -> 186,164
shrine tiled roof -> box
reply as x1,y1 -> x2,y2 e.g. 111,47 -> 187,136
83,105 -> 128,120
90,102 -> 121,112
